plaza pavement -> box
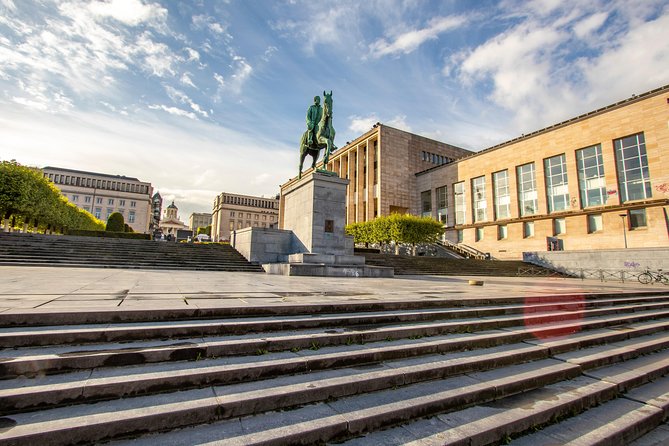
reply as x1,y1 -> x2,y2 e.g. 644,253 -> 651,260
0,265 -> 663,314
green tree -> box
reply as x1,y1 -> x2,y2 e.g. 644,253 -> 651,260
346,214 -> 444,255
106,212 -> 125,232
196,225 -> 212,236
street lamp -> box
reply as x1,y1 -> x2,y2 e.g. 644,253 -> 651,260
619,213 -> 628,249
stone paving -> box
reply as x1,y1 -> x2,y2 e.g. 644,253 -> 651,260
0,265 -> 661,313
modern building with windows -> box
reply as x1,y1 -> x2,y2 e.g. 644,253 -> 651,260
211,192 -> 279,242
319,124 -> 472,224
415,85 -> 669,259
42,166 -> 153,233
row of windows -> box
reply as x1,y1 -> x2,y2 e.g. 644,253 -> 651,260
45,173 -> 149,195
464,208 -> 648,242
221,195 -> 278,209
423,132 -> 652,225
229,211 -> 275,222
84,206 -> 136,223
421,151 -> 453,166
69,195 -> 136,207
228,221 -> 273,230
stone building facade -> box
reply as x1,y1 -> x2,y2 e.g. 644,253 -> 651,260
415,85 -> 669,259
159,201 -> 188,237
189,212 -> 212,233
42,166 -> 153,233
323,124 -> 472,224
211,193 -> 279,242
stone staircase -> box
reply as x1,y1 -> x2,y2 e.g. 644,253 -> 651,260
2,291 -> 669,444
0,233 -> 264,272
361,252 -> 557,276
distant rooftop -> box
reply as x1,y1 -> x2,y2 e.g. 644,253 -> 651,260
42,166 -> 143,182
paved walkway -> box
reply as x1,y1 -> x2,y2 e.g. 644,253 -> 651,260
0,265 -> 662,315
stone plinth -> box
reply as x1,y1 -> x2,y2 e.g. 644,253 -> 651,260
280,172 -> 353,256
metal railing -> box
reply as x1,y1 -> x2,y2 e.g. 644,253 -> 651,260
437,240 -> 489,260
519,267 -> 665,283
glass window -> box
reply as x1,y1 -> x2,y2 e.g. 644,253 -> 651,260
230,211 -> 235,217
454,182 -> 466,225
436,186 -> 448,224
472,176 -> 487,223
588,214 -> 603,233
615,133 -> 652,203
254,214 -> 259,220
128,211 -> 135,223
71,195 -> 79,202
229,221 -> 234,231
498,225 -> 507,240
108,198 -> 114,205
517,163 -> 538,216
421,190 -> 432,217
106,208 -> 113,218
130,201 -> 136,207
119,199 -> 125,206
523,221 -> 534,238
456,229 -> 464,243
577,145 -> 607,208
475,227 -> 483,241
84,196 -> 91,203
96,197 -> 103,204
83,206 -> 90,212
493,170 -> 510,220
554,218 -> 566,235
544,154 -> 569,212
629,209 -> 647,229
94,207 -> 102,219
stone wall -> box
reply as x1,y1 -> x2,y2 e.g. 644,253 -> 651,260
523,248 -> 669,274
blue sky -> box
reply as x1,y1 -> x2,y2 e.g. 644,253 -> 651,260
1,0 -> 668,219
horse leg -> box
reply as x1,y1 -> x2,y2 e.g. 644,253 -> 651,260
299,146 -> 307,179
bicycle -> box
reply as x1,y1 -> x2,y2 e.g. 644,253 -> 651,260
638,268 -> 669,285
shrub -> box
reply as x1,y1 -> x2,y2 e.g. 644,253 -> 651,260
106,212 -> 125,232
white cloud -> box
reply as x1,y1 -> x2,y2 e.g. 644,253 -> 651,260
87,0 -> 167,27
573,12 -> 608,38
185,47 -> 200,62
370,15 -> 467,57
1,0 -> 16,11
348,115 -> 379,134
180,72 -> 196,88
148,104 -> 197,120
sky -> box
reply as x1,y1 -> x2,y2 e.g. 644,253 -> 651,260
1,0 -> 669,220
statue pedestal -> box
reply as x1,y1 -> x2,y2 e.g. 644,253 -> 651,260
279,171 -> 352,256
233,171 -> 392,277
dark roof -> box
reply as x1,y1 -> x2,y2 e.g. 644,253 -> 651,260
42,166 -> 142,182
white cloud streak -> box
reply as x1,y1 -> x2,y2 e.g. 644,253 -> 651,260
369,15 -> 467,57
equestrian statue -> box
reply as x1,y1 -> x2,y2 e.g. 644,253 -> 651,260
298,91 -> 337,179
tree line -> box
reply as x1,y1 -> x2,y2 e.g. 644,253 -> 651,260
345,214 -> 444,255
0,160 -> 105,233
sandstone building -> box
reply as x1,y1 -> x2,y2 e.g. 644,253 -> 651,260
189,212 -> 212,234
159,201 -> 188,238
322,125 -> 472,224
42,166 -> 153,233
211,193 -> 279,242
414,85 -> 669,259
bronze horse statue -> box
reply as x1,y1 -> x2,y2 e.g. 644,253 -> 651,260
298,91 -> 336,179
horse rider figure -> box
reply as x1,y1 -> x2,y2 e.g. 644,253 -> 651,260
306,95 -> 322,147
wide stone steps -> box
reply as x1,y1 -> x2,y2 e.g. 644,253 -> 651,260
2,292 -> 669,445
361,252 -> 548,276
0,233 -> 264,272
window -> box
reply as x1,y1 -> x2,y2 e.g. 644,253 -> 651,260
128,211 -> 135,223
454,182 -> 466,225
246,221 -> 251,227
119,199 -> 126,206
436,186 -> 448,224
421,190 -> 432,217
71,195 -> 79,202
588,214 -> 603,233
523,221 -> 534,238
108,198 -> 114,205
106,208 -> 113,219
577,145 -> 607,208
475,227 -> 484,241
96,197 -> 103,204
457,229 -> 463,243
493,170 -> 510,220
517,163 -> 538,216
237,221 -> 243,229
263,215 -> 267,220
270,216 -> 275,222
83,206 -> 90,212
94,207 -> 102,219
629,209 -> 647,229
472,176 -> 487,223
254,214 -> 259,220
230,211 -> 235,217
247,213 -> 251,219
554,218 -> 566,235
130,201 -> 136,207
615,133 -> 652,202
229,221 -> 234,231
544,154 -> 569,212
498,225 -> 507,240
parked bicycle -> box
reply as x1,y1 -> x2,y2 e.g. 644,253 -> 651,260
637,268 -> 669,285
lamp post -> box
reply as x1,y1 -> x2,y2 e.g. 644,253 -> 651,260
619,213 -> 628,249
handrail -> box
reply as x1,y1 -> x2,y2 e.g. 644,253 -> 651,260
437,240 -> 489,260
